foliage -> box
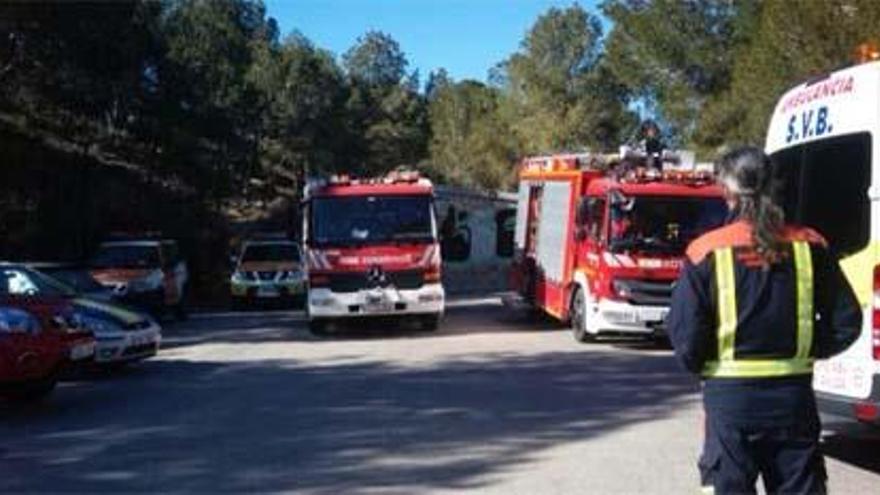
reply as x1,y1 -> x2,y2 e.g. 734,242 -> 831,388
426,78 -> 519,190
493,5 -> 637,154
343,31 -> 428,175
6,0 -> 880,202
704,0 -> 880,147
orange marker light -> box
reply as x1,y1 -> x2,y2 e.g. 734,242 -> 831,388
855,42 -> 880,64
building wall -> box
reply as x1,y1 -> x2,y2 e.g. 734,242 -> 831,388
434,187 -> 517,295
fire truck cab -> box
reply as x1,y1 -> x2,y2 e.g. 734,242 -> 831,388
511,153 -> 728,342
303,171 -> 444,335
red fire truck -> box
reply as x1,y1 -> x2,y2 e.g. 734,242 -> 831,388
510,152 -> 728,342
303,171 -> 444,335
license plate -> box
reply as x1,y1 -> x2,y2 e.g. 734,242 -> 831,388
365,302 -> 393,313
70,342 -> 95,361
257,287 -> 279,298
641,309 -> 668,323
364,293 -> 393,313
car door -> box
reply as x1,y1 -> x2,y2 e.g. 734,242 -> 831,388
0,271 -> 56,380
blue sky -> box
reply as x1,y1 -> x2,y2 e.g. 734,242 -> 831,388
264,0 -> 606,83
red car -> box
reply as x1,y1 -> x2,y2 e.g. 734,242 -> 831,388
1,264 -> 96,401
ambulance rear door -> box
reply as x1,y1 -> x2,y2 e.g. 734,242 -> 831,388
765,61 -> 880,412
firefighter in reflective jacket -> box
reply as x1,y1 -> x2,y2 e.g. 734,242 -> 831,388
667,146 -> 861,495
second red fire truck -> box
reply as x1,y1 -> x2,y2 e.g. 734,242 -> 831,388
511,151 -> 728,342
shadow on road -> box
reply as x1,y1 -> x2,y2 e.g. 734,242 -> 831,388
822,432 -> 880,474
160,298 -> 564,350
0,349 -> 697,493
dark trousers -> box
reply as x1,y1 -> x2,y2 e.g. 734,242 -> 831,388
699,414 -> 827,494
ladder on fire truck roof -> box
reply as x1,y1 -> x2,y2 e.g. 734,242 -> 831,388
521,147 -> 713,174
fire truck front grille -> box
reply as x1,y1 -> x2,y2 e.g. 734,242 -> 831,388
328,270 -> 424,293
617,279 -> 674,306
386,270 -> 424,290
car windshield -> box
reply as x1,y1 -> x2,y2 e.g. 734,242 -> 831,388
310,195 -> 435,246
241,244 -> 301,263
91,245 -> 161,269
608,195 -> 728,254
0,267 -> 76,298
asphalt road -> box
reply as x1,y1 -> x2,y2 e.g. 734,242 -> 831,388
1,297 -> 878,494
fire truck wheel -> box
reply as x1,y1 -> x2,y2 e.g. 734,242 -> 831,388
308,318 -> 329,336
570,287 -> 595,343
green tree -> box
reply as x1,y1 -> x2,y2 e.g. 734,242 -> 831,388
427,78 -> 519,190
157,0 -> 276,196
0,1 -> 163,148
496,4 -> 637,153
704,0 -> 880,147
342,31 -> 428,175
602,0 -> 760,148
249,32 -> 350,198
342,30 -> 407,87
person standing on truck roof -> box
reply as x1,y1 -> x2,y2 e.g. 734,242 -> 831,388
640,120 -> 665,170
666,146 -> 861,495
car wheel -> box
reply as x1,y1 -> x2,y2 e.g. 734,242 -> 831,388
571,287 -> 595,343
308,318 -> 328,336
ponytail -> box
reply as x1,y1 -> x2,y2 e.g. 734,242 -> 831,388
717,147 -> 785,263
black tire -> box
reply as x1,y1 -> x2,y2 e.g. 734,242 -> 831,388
570,287 -> 595,343
308,318 -> 328,336
421,314 -> 440,332
11,378 -> 57,402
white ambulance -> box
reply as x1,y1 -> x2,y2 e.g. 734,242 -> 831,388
765,52 -> 880,427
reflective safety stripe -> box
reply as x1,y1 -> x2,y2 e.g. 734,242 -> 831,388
702,241 -> 815,378
793,241 -> 814,360
714,247 -> 736,361
702,358 -> 813,377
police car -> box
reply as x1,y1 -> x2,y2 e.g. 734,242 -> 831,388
1,263 -> 160,366
765,47 -> 880,428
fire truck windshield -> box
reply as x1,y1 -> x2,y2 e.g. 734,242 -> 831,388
310,194 -> 435,247
609,196 -> 728,254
